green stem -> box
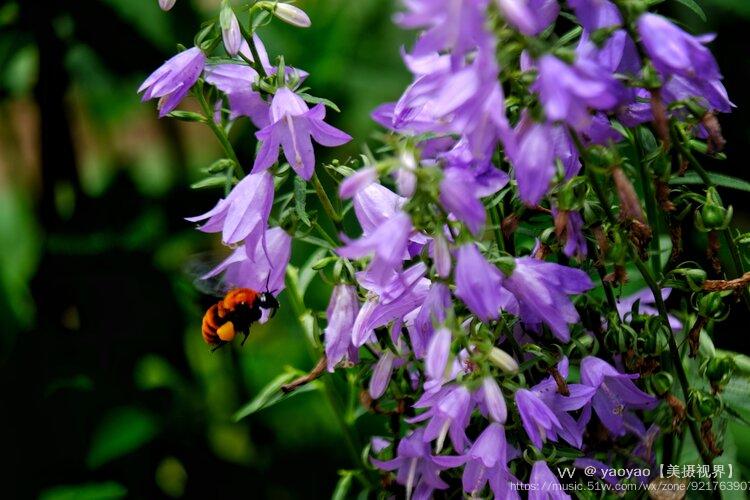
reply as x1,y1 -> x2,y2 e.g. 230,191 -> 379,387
196,82 -> 245,176
311,172 -> 344,233
634,128 -> 662,275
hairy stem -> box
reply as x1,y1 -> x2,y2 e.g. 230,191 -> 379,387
196,82 -> 245,175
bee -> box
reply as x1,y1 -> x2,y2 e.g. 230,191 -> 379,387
201,288 -> 279,350
186,254 -> 279,351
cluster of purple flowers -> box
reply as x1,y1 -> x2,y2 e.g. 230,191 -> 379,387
141,0 -> 735,497
139,6 -> 350,298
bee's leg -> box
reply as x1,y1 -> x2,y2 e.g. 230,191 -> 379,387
240,330 -> 250,346
210,342 -> 227,353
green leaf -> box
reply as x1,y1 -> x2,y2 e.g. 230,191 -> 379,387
166,110 -> 207,123
39,482 -> 127,500
298,92 -> 341,113
86,408 -> 158,468
233,370 -> 321,421
191,175 -> 231,190
294,175 -> 311,226
669,171 -> 750,192
331,471 -> 354,500
674,0 -> 707,21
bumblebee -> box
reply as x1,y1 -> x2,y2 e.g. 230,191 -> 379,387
201,288 -> 279,350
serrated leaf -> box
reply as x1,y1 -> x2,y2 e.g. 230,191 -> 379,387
669,171 -> 750,192
674,0 -> 707,21
294,176 -> 311,226
331,471 -> 354,500
298,92 -> 341,112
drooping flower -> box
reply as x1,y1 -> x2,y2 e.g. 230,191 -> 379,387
339,167 -> 378,199
528,461 -> 571,500
637,13 -> 720,81
371,428 -> 450,500
494,0 -> 559,36
204,64 -> 269,126
567,0 -> 621,32
476,376 -> 507,424
503,257 -> 593,342
409,385 -> 473,452
433,423 -> 521,498
439,167 -> 486,235
186,171 -> 274,248
272,3 -> 312,28
424,327 -> 452,392
534,53 -> 624,130
338,211 -> 413,288
139,47 -> 205,117
580,356 -> 658,437
201,227 -> 292,296
431,234 -> 452,279
253,88 -> 351,180
370,350 -> 398,399
324,285 -> 360,372
454,244 -> 517,322
515,357 -> 595,448
413,282 -> 452,358
552,208 -> 588,259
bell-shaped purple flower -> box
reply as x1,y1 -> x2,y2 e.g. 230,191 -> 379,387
324,284 -> 360,372
552,208 -> 588,259
534,54 -> 623,130
369,350 -> 397,399
410,385 -> 473,452
220,7 -> 242,56
580,356 -> 658,437
371,428 -> 449,500
529,461 -> 570,500
476,376 -> 507,424
439,167 -> 486,235
202,227 -> 291,296
503,257 -> 593,342
495,0 -> 559,36
186,171 -> 274,248
424,327 -> 452,394
516,357 -> 595,449
637,13 -> 720,81
253,88 -> 351,180
430,234 -> 452,279
339,167 -> 377,199
139,47 -> 205,117
454,244 -> 518,322
433,423 -> 521,498
567,0 -> 621,32
204,64 -> 269,127
412,282 -> 452,358
159,0 -> 176,11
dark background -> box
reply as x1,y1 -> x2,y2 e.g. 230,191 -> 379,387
0,0 -> 748,498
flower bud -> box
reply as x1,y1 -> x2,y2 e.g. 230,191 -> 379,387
697,291 -> 728,319
651,371 -> 673,396
487,347 -> 519,374
704,356 -> 734,387
273,3 -> 311,28
159,0 -> 177,11
696,187 -> 732,231
220,5 -> 242,56
667,267 -> 707,292
432,233 -> 452,279
688,390 -> 720,420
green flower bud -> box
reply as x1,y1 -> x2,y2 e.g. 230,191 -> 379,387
651,372 -> 674,396
696,187 -> 733,231
667,267 -> 707,292
704,356 -> 735,386
688,390 -> 720,420
487,347 -> 519,374
697,292 -> 727,319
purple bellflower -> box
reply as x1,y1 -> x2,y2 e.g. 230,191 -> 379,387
476,376 -> 508,424
410,385 -> 473,452
503,257 -> 593,342
371,428 -> 449,500
424,327 -> 452,393
159,0 -> 176,11
454,244 -> 518,322
516,357 -> 595,449
534,53 -> 624,130
433,423 -> 521,498
495,0 -> 559,36
580,356 -> 658,437
220,7 -> 242,56
567,0 -> 621,32
186,171 -> 274,248
529,461 -> 571,500
139,47 -> 205,117
253,88 -> 351,180
370,349 -> 398,399
637,13 -> 720,81
204,64 -> 269,127
413,282 -> 452,358
439,167 -> 486,235
552,207 -> 588,259
202,226 -> 292,297
324,284 -> 360,372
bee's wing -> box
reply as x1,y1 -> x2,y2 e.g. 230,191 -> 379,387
183,251 -> 236,298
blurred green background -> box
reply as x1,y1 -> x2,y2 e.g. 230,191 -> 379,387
1,0 -> 750,498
